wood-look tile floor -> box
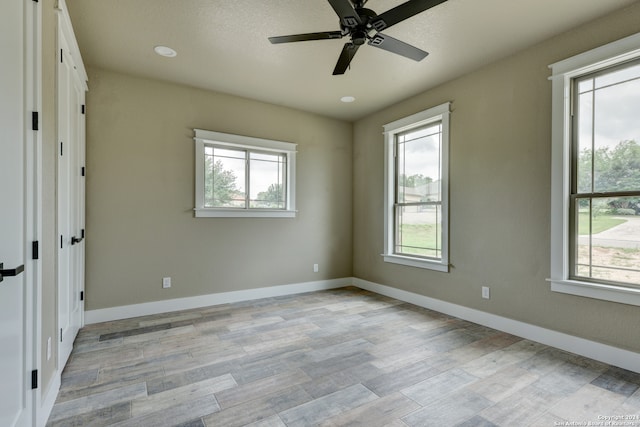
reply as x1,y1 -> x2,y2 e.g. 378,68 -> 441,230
47,287 -> 640,427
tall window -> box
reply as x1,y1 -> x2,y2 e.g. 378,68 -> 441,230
383,102 -> 450,272
572,61 -> 640,286
194,129 -> 296,218
550,33 -> 640,305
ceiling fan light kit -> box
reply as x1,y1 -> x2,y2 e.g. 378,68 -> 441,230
269,0 -> 447,75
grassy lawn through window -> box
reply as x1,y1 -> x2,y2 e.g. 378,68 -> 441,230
398,223 -> 439,257
578,213 -> 627,235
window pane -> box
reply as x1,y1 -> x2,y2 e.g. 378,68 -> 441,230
396,123 -> 442,203
249,152 -> 286,209
594,62 -> 640,89
590,68 -> 640,193
570,60 -> 640,289
213,147 -> 245,160
576,91 -> 593,194
394,121 -> 443,260
395,204 -> 441,258
574,197 -> 592,279
574,196 -> 640,286
204,146 -> 245,208
577,78 -> 593,94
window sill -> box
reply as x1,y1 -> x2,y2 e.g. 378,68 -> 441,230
194,208 -> 297,218
383,254 -> 449,272
549,278 -> 640,307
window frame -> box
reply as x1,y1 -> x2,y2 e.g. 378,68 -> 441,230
549,32 -> 640,306
193,129 -> 297,218
382,102 -> 451,272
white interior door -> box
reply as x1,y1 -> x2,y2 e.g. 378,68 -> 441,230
0,1 -> 32,426
57,26 -> 85,367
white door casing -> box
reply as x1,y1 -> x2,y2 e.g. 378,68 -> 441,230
56,3 -> 86,368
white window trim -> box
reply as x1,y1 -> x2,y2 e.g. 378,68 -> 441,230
548,32 -> 640,306
382,102 -> 450,272
193,129 -> 297,218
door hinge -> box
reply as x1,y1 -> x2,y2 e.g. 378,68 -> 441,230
60,141 -> 63,156
60,328 -> 63,342
81,166 -> 85,177
80,291 -> 84,301
31,370 -> 38,390
32,111 -> 39,131
32,241 -> 39,260
60,235 -> 63,249
60,49 -> 63,63
81,104 -> 85,115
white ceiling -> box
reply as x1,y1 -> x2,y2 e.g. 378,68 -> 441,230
65,0 -> 636,121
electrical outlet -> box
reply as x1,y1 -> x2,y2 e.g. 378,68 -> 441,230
47,337 -> 51,361
162,277 -> 171,289
482,286 -> 490,299
313,264 -> 319,273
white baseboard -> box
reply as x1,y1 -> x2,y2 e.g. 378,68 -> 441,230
83,276 -> 639,373
353,277 -> 640,374
37,371 -> 60,427
85,278 -> 352,324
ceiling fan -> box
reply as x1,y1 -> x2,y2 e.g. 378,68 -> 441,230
268,0 -> 448,75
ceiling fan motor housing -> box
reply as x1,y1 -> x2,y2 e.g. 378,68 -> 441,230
340,7 -> 377,44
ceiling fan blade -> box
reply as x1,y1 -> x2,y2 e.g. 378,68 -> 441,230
333,43 -> 360,75
368,33 -> 428,61
269,31 -> 344,44
370,0 -> 447,31
327,0 -> 362,28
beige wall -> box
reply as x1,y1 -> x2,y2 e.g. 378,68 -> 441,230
353,2 -> 640,353
84,68 -> 353,310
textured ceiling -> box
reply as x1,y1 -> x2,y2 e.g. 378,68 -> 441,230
65,0 -> 636,121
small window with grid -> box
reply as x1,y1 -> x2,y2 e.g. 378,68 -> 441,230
194,129 -> 296,218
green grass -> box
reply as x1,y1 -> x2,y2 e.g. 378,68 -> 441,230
398,224 -> 439,257
578,213 -> 626,235
401,215 -> 625,252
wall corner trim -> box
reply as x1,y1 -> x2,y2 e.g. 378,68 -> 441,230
84,278 -> 352,324
352,277 -> 640,374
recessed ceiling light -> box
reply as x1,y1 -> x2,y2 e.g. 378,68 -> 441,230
154,45 -> 177,58
340,96 -> 356,103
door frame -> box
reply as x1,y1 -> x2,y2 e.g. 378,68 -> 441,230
25,0 -> 42,425
23,0 -> 42,425
55,0 -> 87,371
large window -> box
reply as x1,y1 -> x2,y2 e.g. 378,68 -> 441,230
194,129 -> 296,218
549,33 -> 640,305
383,102 -> 450,272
